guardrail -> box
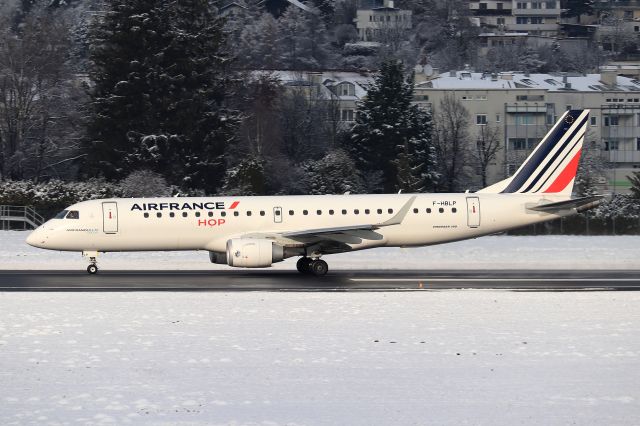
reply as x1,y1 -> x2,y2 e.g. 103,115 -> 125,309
0,205 -> 45,230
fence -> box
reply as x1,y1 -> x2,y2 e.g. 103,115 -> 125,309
508,213 -> 640,236
0,205 -> 45,230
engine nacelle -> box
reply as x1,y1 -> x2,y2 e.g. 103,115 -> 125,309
226,238 -> 284,268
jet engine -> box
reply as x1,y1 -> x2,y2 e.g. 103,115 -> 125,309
226,238 -> 285,268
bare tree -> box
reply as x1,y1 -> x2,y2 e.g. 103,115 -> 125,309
0,4 -> 82,181
432,94 -> 471,192
472,123 -> 501,188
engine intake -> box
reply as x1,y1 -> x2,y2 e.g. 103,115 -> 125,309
226,238 -> 285,268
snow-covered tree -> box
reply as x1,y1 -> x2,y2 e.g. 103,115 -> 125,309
237,13 -> 282,69
277,5 -> 330,69
85,0 -> 240,193
471,124 -> 501,189
221,155 -> 267,196
349,60 -> 437,193
119,169 -> 172,197
629,171 -> 640,200
300,148 -> 366,194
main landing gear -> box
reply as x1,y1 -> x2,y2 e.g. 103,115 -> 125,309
83,251 -> 99,275
296,257 -> 328,276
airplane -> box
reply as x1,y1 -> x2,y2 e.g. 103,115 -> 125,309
27,109 -> 602,276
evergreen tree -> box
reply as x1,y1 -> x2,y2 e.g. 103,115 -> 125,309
629,171 -> 640,200
84,0 -> 239,193
349,60 -> 437,193
561,0 -> 595,18
300,148 -> 366,194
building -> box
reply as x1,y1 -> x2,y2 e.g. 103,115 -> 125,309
470,0 -> 561,37
415,69 -> 640,192
355,0 -> 412,42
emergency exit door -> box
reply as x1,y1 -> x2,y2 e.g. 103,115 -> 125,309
466,197 -> 480,228
102,202 -> 118,233
273,206 -> 282,223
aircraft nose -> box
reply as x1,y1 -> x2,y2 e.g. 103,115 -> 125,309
26,228 -> 47,248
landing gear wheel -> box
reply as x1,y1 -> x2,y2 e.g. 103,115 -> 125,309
310,259 -> 328,276
296,257 -> 310,273
87,264 -> 98,275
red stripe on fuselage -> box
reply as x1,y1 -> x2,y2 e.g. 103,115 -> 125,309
543,150 -> 582,193
229,201 -> 240,209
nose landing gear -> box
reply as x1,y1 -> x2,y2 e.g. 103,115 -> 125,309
83,251 -> 99,275
296,257 -> 328,276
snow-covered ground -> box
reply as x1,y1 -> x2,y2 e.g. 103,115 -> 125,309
1,231 -> 639,270
1,291 -> 639,425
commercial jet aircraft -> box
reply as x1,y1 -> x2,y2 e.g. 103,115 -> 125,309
27,109 -> 602,276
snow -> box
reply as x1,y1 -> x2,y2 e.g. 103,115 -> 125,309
1,231 -> 639,270
1,291 -> 639,425
2,231 -> 640,423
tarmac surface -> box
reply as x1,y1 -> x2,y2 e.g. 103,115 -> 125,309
0,270 -> 639,291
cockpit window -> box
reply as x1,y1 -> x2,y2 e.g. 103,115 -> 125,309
66,210 -> 80,219
54,210 -> 68,219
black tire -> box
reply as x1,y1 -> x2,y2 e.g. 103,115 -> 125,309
87,264 -> 98,274
296,257 -> 309,273
310,259 -> 328,276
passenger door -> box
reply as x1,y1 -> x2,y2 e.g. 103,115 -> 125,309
273,206 -> 282,223
466,197 -> 480,228
102,202 -> 118,234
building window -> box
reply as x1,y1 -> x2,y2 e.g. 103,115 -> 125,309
591,117 -> 597,126
515,114 -> 535,125
496,114 -> 501,122
479,2 -> 487,9
530,17 -> 544,24
637,138 -> 640,151
517,2 -> 527,9
339,83 -> 355,96
476,114 -> 488,125
604,140 -> 619,151
510,138 -> 536,150
497,17 -> 505,25
341,109 -> 354,122
516,17 -> 528,24
604,116 -> 619,126
497,3 -> 504,10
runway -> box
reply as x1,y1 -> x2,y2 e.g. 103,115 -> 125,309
0,270 -> 639,291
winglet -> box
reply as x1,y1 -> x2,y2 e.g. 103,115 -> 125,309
376,196 -> 416,227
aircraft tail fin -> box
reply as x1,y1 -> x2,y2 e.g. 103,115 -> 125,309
478,109 -> 589,196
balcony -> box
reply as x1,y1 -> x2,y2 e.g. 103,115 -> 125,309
601,126 -> 640,139
512,8 -> 560,16
509,23 -> 559,32
602,150 -> 640,163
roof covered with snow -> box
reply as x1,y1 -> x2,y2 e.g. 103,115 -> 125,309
419,71 -> 640,92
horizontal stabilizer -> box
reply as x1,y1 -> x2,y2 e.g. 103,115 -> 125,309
527,195 -> 604,213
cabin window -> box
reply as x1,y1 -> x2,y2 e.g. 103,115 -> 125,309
182,212 -> 188,217
365,209 -> 370,214
413,208 -> 419,213
303,210 -> 309,215
170,212 -> 175,218
66,210 -> 80,219
221,211 -> 226,217
144,213 -> 149,218
342,209 -> 347,215
157,212 -> 162,218
452,208 -> 457,213
377,209 -> 382,214
388,209 -> 393,214
260,211 -> 265,216
208,211 -> 213,217
247,211 -> 252,216
329,209 -> 334,215
234,211 -> 239,216
354,209 -> 360,214
439,208 -> 444,213
317,210 -> 322,215
426,208 -> 432,213
195,212 -> 201,217
289,210 -> 294,215
55,210 -> 68,219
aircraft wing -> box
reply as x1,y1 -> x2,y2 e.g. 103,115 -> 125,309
242,196 -> 417,247
527,195 -> 604,213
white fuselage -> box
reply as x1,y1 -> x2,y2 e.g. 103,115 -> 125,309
27,193 -> 567,256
